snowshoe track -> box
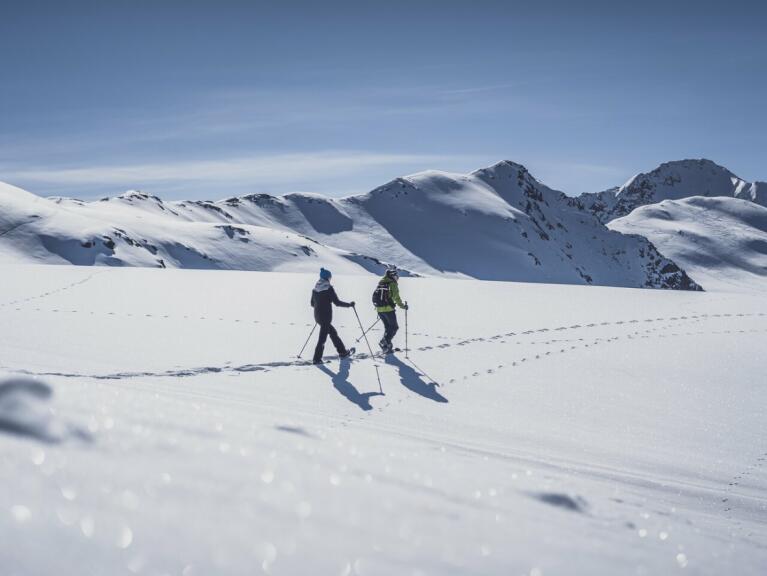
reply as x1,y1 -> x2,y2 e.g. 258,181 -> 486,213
4,322 -> 766,389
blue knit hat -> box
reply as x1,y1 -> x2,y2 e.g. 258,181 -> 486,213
319,267 -> 332,280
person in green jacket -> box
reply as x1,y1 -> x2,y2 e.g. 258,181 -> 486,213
373,265 -> 408,353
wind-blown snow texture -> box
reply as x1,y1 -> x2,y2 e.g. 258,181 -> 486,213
0,266 -> 765,575
0,162 -> 698,290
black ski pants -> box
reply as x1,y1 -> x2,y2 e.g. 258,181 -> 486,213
313,322 -> 346,362
378,310 -> 399,344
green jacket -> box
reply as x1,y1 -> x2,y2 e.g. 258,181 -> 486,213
375,276 -> 405,313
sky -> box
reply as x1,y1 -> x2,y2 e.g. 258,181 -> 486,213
0,0 -> 765,200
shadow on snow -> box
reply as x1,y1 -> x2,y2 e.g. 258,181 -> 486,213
316,359 -> 383,411
385,355 -> 448,403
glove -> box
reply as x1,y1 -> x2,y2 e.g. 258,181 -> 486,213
402,303 -> 409,310
350,301 -> 356,307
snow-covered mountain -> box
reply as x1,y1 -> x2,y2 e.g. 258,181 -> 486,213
0,162 -> 699,290
0,182 -> 397,276
609,196 -> 767,291
570,159 -> 767,290
578,159 -> 763,223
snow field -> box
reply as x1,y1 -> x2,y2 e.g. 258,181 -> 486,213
1,266 -> 766,575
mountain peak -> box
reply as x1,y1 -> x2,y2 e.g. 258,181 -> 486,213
116,190 -> 164,203
491,159 -> 528,170
645,158 -> 740,180
578,158 -> 753,223
472,159 -> 530,179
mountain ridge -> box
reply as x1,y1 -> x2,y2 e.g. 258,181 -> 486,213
16,155 -> 765,289
578,158 -> 762,223
0,161 -> 701,290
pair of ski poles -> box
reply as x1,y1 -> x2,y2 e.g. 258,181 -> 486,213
298,306 -> 409,358
354,304 -> 409,358
296,312 -> 378,358
296,306 -> 383,393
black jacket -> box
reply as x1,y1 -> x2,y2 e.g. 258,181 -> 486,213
310,279 -> 351,324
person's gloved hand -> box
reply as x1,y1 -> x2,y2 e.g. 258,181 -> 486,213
350,301 -> 356,307
402,303 -> 409,310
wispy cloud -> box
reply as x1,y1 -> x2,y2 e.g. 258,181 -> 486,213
0,83 -> 475,163
2,151 -> 485,198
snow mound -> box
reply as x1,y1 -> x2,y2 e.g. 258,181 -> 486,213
531,492 -> 589,514
609,196 -> 767,291
0,378 -> 90,443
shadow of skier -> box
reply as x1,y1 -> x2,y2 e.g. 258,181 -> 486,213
316,358 -> 382,411
385,355 -> 448,403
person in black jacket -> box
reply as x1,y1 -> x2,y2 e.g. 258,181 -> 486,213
310,268 -> 355,364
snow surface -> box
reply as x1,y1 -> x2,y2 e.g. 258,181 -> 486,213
1,265 -> 766,575
610,196 -> 767,292
0,162 -> 698,290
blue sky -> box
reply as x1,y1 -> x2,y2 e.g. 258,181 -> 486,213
1,0 -> 764,200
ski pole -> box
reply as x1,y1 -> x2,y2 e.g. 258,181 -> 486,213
352,306 -> 383,394
297,323 -> 317,358
355,317 -> 380,343
406,357 -> 439,387
405,304 -> 409,359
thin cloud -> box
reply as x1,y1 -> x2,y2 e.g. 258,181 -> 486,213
3,151 -> 484,197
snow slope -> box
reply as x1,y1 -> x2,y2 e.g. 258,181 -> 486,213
1,265 -> 766,575
346,163 -> 692,287
610,196 -> 767,291
579,159 -> 761,223
0,162 -> 699,290
0,182 -> 391,275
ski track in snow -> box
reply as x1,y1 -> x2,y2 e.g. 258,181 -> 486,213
13,305 -> 765,340
3,314 -> 765,386
1,269 -> 764,399
721,448 -> 767,540
305,396 -> 767,557
2,263 -> 762,355
0,271 -> 101,310
8,309 -> 764,522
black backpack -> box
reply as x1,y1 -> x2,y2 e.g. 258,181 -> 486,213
372,281 -> 392,307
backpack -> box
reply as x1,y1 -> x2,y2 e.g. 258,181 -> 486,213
372,281 -> 392,307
